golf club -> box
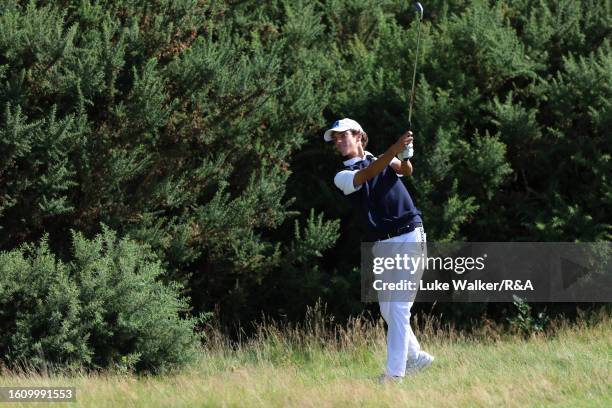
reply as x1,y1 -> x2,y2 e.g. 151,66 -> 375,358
399,1 -> 424,161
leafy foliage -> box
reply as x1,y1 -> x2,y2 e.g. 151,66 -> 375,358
507,296 -> 550,336
0,0 -> 609,330
0,226 -> 199,373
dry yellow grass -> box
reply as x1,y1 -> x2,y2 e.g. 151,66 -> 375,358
1,308 -> 610,407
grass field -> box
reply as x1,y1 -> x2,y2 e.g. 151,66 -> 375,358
1,308 -> 610,407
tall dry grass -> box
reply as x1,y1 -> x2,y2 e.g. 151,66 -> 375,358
1,303 -> 610,407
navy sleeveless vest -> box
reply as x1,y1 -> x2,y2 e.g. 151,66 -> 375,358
341,154 -> 422,240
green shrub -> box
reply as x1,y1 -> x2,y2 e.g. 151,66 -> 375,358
0,226 -> 200,373
507,295 -> 550,337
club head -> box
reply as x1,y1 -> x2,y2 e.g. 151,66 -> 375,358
414,2 -> 424,20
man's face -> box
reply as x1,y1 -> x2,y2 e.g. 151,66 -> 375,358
332,130 -> 361,157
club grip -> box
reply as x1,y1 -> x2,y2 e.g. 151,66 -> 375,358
399,122 -> 414,161
400,143 -> 414,161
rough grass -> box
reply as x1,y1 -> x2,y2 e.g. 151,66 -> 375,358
1,306 -> 610,407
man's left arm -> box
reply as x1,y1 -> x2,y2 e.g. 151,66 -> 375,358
386,131 -> 415,176
390,157 -> 413,176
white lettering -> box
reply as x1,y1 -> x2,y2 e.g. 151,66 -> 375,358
373,257 -> 384,274
453,280 -> 467,290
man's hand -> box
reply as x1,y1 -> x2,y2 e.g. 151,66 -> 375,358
390,131 -> 414,156
354,130 -> 415,187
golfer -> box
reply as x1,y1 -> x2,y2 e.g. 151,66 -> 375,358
324,118 -> 434,383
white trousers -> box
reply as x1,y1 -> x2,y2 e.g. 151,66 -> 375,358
376,226 -> 426,377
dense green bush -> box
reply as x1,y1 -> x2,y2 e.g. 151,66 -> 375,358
0,226 -> 199,373
0,0 -> 610,328
0,0 -> 341,325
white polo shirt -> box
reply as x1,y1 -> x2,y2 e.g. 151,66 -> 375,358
334,151 -> 402,195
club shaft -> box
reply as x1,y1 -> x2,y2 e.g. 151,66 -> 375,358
408,13 -> 423,126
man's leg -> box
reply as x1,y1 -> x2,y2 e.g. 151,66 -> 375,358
379,228 -> 423,376
381,300 -> 414,376
400,226 -> 434,373
405,301 -> 421,361
397,228 -> 425,363
378,226 -> 428,377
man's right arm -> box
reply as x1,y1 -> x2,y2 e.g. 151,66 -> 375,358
335,170 -> 361,195
353,131 -> 413,187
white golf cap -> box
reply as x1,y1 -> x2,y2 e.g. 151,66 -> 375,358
323,118 -> 364,142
